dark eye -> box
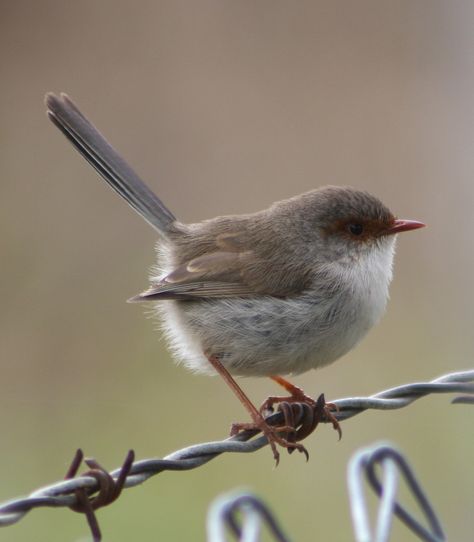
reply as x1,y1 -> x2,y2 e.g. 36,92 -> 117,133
348,223 -> 364,236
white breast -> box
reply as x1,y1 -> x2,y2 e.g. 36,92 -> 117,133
325,237 -> 396,362
153,237 -> 397,377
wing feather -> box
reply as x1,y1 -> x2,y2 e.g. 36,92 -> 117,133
130,250 -> 267,301
128,281 -> 256,301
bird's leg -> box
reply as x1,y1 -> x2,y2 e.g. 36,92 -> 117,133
261,375 -> 342,440
206,355 -> 310,464
262,375 -> 316,410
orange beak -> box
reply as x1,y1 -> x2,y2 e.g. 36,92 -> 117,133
385,219 -> 425,235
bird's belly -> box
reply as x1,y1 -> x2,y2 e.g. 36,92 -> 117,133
156,287 -> 387,377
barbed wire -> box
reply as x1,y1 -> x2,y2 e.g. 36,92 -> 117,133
206,440 -> 450,542
0,369 -> 472,540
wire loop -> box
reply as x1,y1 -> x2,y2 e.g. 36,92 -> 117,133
0,369 -> 472,540
347,443 -> 446,542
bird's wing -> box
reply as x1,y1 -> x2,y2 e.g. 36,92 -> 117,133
129,281 -> 256,301
129,248 -> 308,301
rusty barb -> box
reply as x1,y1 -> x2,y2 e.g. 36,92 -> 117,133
64,449 -> 135,542
0,369 -> 472,540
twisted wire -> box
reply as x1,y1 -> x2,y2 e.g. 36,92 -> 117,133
0,369 -> 472,531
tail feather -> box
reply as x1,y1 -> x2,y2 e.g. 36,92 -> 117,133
45,92 -> 176,235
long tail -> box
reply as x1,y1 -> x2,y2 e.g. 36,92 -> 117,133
45,93 -> 176,235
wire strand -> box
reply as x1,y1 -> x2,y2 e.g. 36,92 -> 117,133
0,369 -> 472,537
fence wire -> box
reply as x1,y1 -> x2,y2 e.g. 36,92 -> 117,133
0,369 -> 472,540
207,440 -> 450,542
347,443 -> 446,542
207,492 -> 291,542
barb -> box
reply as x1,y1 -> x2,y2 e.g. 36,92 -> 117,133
64,449 -> 135,541
347,442 -> 446,542
0,369 -> 472,538
207,492 -> 290,542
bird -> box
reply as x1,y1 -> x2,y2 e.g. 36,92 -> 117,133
45,93 -> 425,462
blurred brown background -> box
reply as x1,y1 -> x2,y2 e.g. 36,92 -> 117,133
1,1 -> 474,540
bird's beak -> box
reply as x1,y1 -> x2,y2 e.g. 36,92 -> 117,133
385,219 -> 426,235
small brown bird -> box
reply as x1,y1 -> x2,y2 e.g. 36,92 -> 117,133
46,93 -> 424,462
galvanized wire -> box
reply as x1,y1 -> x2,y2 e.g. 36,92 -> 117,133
207,492 -> 291,542
206,440 -> 452,542
347,443 -> 446,542
0,369 -> 472,538
332,369 -> 474,421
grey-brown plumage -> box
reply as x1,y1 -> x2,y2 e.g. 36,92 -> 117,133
138,187 -> 395,300
45,93 -> 424,379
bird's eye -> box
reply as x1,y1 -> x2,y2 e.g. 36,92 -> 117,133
348,223 -> 364,236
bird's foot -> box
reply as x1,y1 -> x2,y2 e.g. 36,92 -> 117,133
206,354 -> 308,464
230,413 -> 309,464
205,355 -> 340,463
260,375 -> 342,440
